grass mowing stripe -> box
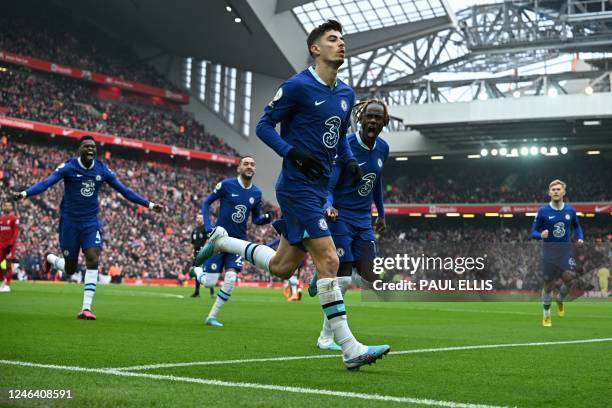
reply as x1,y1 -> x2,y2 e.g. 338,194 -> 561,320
109,337 -> 612,371
0,359 -> 507,408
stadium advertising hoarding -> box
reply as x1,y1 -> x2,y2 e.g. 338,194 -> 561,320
0,50 -> 189,104
382,203 -> 612,214
0,116 -> 239,165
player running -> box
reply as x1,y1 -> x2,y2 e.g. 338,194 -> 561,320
310,99 -> 390,351
195,20 -> 390,369
189,214 -> 214,298
531,179 -> 584,327
193,156 -> 274,327
0,201 -> 19,293
12,136 -> 163,319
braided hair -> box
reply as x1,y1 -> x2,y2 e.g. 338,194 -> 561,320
353,99 -> 390,127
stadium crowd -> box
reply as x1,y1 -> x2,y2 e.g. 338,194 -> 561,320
383,158 -> 611,203
0,13 -> 178,90
0,67 -> 239,156
0,137 -> 276,282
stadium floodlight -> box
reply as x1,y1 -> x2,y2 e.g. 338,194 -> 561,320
395,157 -> 408,161
467,154 -> 481,159
585,86 -> 593,95
424,214 -> 437,218
560,147 -> 568,155
520,147 -> 529,156
510,148 -> 518,156
409,213 -> 422,217
513,90 -> 521,98
525,212 -> 537,217
485,213 -> 499,217
587,150 -> 600,155
549,146 -> 558,155
491,149 -> 498,156
539,147 -> 547,155
499,148 -> 508,156
480,148 -> 488,157
226,6 -> 232,12
583,120 -> 600,126
234,17 -> 242,23
547,88 -> 558,97
462,214 -> 475,218
446,213 -> 461,217
529,146 -> 538,156
430,156 -> 444,160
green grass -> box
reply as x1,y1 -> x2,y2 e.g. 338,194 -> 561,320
0,281 -> 610,407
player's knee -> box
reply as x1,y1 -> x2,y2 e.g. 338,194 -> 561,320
84,254 -> 99,269
224,271 -> 237,285
318,252 -> 339,278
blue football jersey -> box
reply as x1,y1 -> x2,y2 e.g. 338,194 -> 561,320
25,157 -> 149,220
531,203 -> 584,259
256,66 -> 355,198
202,178 -> 267,240
327,133 -> 389,228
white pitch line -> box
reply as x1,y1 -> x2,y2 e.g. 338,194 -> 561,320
0,359 -> 506,408
110,337 -> 612,371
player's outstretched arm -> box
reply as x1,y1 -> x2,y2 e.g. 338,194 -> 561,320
12,169 -> 63,201
106,172 -> 163,212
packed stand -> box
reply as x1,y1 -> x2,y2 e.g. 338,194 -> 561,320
0,66 -> 239,156
383,158 -> 612,203
0,137 -> 276,282
0,8 -> 179,90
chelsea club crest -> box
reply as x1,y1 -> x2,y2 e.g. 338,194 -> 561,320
340,99 -> 348,112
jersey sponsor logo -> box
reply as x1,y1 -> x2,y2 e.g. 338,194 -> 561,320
552,221 -> 566,238
340,99 -> 348,112
323,116 -> 341,148
377,158 -> 383,168
80,180 -> 96,197
231,205 -> 247,223
318,218 -> 328,230
358,173 -> 377,196
315,100 -> 326,106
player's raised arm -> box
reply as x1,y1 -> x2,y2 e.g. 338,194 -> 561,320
105,168 -> 163,212
531,209 -> 546,239
12,162 -> 66,200
201,182 -> 224,233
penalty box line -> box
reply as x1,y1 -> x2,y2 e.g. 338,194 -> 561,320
0,359 -> 506,408
110,337 -> 612,371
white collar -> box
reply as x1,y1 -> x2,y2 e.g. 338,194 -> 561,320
237,177 -> 252,190
357,132 -> 376,151
78,157 -> 95,170
308,66 -> 337,88
549,201 -> 565,211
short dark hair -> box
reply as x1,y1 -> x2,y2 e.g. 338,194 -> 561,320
239,155 -> 255,164
307,20 -> 343,58
79,135 -> 96,144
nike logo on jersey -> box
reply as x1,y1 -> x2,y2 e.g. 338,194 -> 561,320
76,174 -> 83,177
314,100 -> 326,106
358,162 -> 367,166
232,194 -> 239,197
548,216 -> 555,219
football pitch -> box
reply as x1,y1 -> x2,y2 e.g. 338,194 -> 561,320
0,282 -> 610,407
